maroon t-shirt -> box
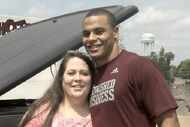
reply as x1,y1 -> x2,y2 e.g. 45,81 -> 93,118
90,50 -> 177,127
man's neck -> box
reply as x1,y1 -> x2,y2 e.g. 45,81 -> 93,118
96,47 -> 122,67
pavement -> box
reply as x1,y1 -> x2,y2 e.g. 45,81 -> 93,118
170,77 -> 190,127
178,116 -> 190,127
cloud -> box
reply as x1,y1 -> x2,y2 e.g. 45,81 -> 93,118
28,4 -> 52,18
170,16 -> 190,31
127,7 -> 181,26
0,0 -> 36,15
118,5 -> 190,65
121,6 -> 189,37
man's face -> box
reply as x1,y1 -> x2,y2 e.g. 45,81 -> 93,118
82,15 -> 118,61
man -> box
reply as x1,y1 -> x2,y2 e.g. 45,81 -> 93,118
82,8 -> 180,127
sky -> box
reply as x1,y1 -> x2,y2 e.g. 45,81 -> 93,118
0,0 -> 190,65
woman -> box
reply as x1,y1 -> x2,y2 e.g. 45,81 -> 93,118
18,50 -> 95,127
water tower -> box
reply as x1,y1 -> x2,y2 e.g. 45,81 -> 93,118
141,33 -> 155,56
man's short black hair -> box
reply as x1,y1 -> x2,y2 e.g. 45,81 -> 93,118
84,8 -> 117,28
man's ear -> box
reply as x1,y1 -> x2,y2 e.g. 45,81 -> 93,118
113,25 -> 119,32
113,26 -> 119,40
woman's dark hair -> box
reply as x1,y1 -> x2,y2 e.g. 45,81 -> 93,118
18,50 -> 95,127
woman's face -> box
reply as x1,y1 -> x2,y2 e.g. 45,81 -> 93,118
63,57 -> 92,100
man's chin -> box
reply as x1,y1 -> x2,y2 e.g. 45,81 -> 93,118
91,54 -> 102,60
88,53 -> 98,58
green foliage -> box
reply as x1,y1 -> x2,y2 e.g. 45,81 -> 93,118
148,47 -> 175,84
176,59 -> 190,79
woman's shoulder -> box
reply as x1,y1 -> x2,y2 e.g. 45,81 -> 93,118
33,103 -> 50,117
23,103 -> 50,127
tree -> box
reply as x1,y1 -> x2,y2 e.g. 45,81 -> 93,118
150,51 -> 158,63
165,52 -> 174,65
176,59 -> 190,79
149,47 -> 175,84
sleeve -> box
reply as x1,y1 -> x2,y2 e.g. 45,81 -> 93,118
139,59 -> 177,119
24,104 -> 49,127
24,116 -> 43,127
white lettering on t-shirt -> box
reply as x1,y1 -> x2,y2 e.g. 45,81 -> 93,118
90,79 -> 116,107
